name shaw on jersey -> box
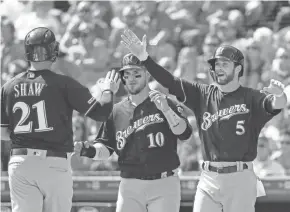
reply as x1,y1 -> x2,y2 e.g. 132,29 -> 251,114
14,83 -> 46,98
201,104 -> 250,131
116,113 -> 164,141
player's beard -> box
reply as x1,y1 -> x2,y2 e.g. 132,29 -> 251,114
125,79 -> 147,95
216,69 -> 235,85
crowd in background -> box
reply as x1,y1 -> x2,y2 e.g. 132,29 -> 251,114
1,0 -> 290,177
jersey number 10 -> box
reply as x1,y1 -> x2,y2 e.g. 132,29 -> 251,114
13,101 -> 53,134
147,132 -> 165,148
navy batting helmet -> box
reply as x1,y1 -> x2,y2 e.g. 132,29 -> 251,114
119,53 -> 145,84
207,45 -> 244,78
24,27 -> 59,62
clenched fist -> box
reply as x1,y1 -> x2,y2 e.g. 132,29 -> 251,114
149,90 -> 170,112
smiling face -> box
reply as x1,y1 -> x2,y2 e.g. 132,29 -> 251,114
214,58 -> 237,85
123,68 -> 149,95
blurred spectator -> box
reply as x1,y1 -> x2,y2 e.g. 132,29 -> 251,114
67,24 -> 110,87
174,47 -> 198,82
271,131 -> 290,174
244,38 -> 266,89
1,17 -> 24,82
253,134 -> 286,178
217,20 -> 239,45
262,47 -> 290,86
138,1 -> 175,46
2,59 -> 28,82
253,27 -> 276,64
273,6 -> 290,33
109,4 -> 146,65
149,57 -> 176,94
244,1 -> 263,31
196,35 -> 221,84
14,1 -> 61,40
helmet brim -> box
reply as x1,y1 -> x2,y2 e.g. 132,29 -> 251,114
119,65 -> 144,72
207,56 -> 232,64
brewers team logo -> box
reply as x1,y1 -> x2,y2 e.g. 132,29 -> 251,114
201,104 -> 250,131
116,113 -> 164,150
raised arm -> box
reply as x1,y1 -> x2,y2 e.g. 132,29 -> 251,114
121,29 -> 207,112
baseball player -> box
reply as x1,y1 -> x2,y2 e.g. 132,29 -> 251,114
0,27 -> 120,212
120,29 -> 288,212
74,53 -> 193,212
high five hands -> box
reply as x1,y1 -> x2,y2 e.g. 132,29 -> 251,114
121,29 -> 149,61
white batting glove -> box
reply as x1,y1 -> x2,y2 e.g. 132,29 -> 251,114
97,69 -> 121,94
263,79 -> 285,97
149,90 -> 170,112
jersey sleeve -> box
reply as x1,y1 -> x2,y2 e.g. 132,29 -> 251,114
143,56 -> 207,113
65,77 -> 112,121
94,112 -> 115,155
1,86 -> 9,128
252,89 -> 282,123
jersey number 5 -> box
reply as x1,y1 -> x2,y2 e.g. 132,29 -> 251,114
13,101 -> 53,134
236,120 -> 245,135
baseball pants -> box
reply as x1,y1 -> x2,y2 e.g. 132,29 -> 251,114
116,175 -> 181,212
193,161 -> 258,212
8,150 -> 73,212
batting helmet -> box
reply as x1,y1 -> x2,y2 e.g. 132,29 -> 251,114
207,45 -> 244,79
119,53 -> 145,84
24,27 -> 59,62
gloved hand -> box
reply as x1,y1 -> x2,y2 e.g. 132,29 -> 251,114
97,69 -> 121,94
149,90 -> 170,112
73,141 -> 95,158
263,79 -> 285,96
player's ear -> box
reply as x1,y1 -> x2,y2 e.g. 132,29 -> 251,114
146,70 -> 152,82
234,64 -> 242,76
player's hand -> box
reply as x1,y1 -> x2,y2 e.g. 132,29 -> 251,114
73,141 -> 91,157
121,29 -> 149,61
263,79 -> 285,96
97,69 -> 121,94
149,90 -> 170,112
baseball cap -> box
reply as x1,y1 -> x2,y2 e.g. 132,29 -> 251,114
119,53 -> 144,72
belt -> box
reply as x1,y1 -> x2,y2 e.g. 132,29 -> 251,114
121,170 -> 175,180
11,148 -> 67,158
202,162 -> 248,174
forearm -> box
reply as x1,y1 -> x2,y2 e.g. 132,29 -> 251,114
271,92 -> 288,109
163,108 -> 192,139
143,56 -> 178,90
85,91 -> 113,121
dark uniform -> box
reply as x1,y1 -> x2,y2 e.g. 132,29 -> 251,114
1,70 -> 111,152
139,45 -> 282,212
90,53 -> 192,212
0,27 -> 113,212
95,96 -> 191,176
